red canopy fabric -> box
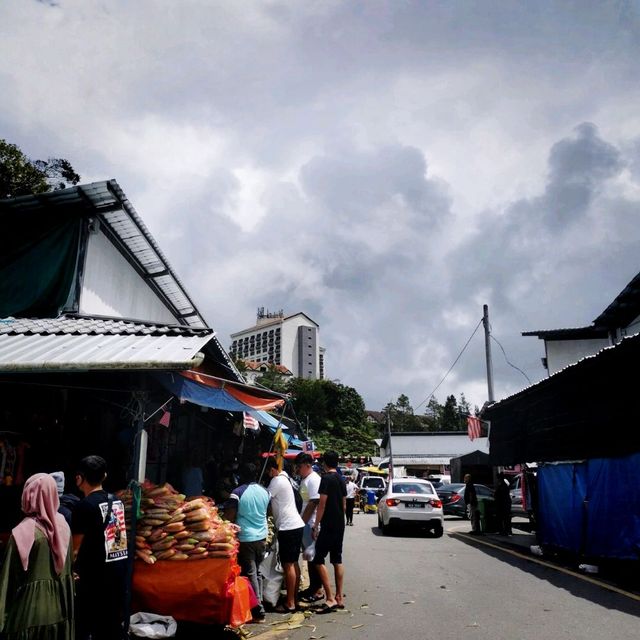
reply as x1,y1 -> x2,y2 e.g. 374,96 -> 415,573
182,370 -> 285,411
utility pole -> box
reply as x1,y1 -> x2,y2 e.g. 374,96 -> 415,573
386,407 -> 394,485
483,304 -> 495,403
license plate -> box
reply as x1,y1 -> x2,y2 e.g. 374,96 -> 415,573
405,502 -> 425,509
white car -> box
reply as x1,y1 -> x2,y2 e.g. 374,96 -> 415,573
377,478 -> 444,537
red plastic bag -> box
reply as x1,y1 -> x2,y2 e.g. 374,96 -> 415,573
228,575 -> 252,628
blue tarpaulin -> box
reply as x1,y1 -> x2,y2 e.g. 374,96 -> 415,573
537,453 -> 640,560
154,373 -> 306,446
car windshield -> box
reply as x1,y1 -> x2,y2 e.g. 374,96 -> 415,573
362,477 -> 385,488
393,483 -> 434,495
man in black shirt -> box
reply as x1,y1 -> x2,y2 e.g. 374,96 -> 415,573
311,450 -> 347,613
72,455 -> 128,640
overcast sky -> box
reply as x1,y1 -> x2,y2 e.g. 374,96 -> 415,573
2,1 -> 640,413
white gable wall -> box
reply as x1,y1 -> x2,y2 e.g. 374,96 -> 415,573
381,433 -> 489,458
79,230 -> 179,324
545,338 -> 610,375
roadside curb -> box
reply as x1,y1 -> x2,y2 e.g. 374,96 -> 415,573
449,529 -> 640,603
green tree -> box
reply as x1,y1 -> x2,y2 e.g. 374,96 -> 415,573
384,394 -> 423,432
423,396 -> 443,431
286,378 -> 377,456
440,395 -> 460,431
0,139 -> 80,199
255,363 -> 289,393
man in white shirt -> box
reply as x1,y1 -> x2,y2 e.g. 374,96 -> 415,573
265,457 -> 305,613
345,477 -> 358,525
295,452 -> 323,603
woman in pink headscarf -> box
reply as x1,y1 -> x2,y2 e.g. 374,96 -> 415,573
0,473 -> 74,639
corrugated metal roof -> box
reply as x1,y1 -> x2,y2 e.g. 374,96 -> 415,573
0,316 -> 213,371
521,326 -> 608,340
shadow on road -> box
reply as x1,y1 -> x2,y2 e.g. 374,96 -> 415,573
452,532 -> 640,617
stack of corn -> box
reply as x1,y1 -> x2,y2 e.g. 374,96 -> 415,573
118,482 -> 239,564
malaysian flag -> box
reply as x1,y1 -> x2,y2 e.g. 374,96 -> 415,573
243,412 -> 260,431
467,415 -> 483,441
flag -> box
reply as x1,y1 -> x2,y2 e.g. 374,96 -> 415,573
274,427 -> 288,471
243,412 -> 260,431
158,410 -> 171,428
467,415 -> 482,441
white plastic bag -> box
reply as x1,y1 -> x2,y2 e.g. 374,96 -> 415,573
260,544 -> 284,607
303,541 -> 316,561
129,612 -> 177,639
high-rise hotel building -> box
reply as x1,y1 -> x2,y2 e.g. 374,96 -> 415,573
230,309 -> 325,380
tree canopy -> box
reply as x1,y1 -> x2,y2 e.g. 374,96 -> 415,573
0,139 -> 80,199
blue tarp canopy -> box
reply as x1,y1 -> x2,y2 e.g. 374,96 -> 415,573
154,373 -> 308,445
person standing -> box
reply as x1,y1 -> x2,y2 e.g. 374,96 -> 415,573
312,450 -> 347,614
50,471 -> 80,527
265,457 -> 305,613
464,473 -> 481,535
225,463 -> 270,623
72,455 -> 128,640
344,477 -> 358,526
494,472 -> 512,536
294,452 -> 323,604
0,473 -> 75,639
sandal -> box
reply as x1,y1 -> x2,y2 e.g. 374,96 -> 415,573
299,593 -> 324,603
273,603 -> 297,614
315,603 -> 339,615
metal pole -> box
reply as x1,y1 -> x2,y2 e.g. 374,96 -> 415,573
386,408 -> 394,487
483,304 -> 495,403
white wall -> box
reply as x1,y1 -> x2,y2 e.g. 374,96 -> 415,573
79,230 -> 179,324
383,434 -> 489,457
546,338 -> 610,375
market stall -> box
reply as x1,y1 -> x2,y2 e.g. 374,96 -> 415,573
121,481 -> 252,626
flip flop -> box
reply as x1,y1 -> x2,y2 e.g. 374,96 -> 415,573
316,603 -> 339,615
273,603 -> 297,614
299,593 -> 324,603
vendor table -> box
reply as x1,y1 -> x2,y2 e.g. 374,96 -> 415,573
132,557 -> 250,626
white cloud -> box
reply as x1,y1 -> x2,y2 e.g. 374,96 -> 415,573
2,0 -> 640,412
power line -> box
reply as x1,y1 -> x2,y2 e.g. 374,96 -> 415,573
490,334 -> 532,384
414,318 -> 483,412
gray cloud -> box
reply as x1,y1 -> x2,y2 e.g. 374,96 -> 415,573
2,1 -> 640,412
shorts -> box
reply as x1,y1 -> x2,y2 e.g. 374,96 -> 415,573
278,526 -> 304,564
312,526 -> 344,565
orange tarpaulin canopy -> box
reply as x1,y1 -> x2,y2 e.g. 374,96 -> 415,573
182,370 -> 285,411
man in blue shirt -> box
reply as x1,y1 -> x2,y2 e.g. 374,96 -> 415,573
226,463 -> 271,622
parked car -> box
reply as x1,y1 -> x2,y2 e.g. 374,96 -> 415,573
438,483 -> 494,518
377,478 -> 443,536
358,475 -> 387,501
509,475 -> 525,515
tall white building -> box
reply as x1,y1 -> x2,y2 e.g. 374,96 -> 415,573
230,309 -> 325,380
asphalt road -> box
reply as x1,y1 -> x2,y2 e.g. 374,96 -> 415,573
280,513 -> 640,640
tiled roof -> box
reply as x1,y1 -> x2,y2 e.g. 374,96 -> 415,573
0,316 -> 214,372
0,315 -> 212,337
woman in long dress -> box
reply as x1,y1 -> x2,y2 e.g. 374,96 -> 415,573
0,473 -> 74,639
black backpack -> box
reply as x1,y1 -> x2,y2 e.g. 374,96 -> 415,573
287,477 -> 304,513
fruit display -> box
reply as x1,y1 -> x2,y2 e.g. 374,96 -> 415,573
118,481 -> 239,564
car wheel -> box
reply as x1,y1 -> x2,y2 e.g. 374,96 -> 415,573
431,523 -> 444,538
378,513 -> 390,536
